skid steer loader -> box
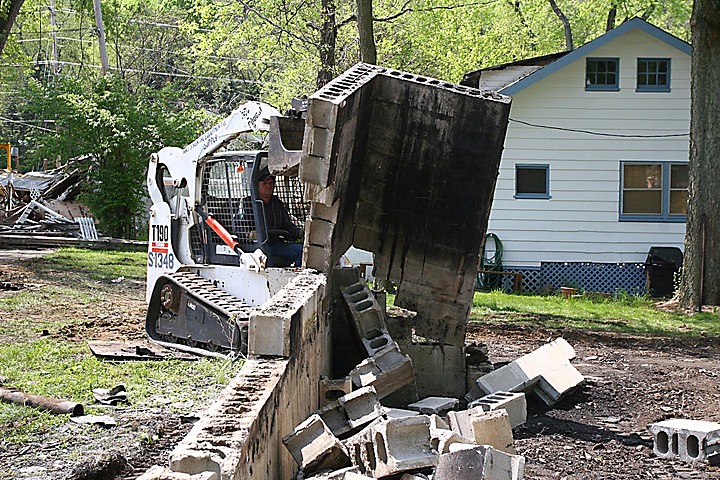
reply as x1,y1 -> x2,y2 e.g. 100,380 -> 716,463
144,101 -> 308,358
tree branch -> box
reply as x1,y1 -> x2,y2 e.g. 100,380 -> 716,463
548,0 -> 573,51
375,0 -> 497,22
235,0 -> 316,47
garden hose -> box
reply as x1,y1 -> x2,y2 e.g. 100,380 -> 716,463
477,232 -> 504,291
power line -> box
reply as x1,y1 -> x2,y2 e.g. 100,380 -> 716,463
26,60 -> 271,84
0,115 -> 56,132
509,118 -> 689,138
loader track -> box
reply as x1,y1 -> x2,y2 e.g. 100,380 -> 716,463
146,270 -> 257,359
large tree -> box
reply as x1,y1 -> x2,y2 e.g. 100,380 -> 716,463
678,0 -> 720,309
0,0 -> 23,56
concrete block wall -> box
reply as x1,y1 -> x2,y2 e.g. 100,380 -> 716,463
138,270 -> 330,480
300,62 -> 511,395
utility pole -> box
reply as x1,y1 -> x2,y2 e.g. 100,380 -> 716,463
92,0 -> 109,75
49,0 -> 59,74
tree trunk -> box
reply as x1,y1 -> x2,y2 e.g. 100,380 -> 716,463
548,0 -> 573,51
316,0 -> 337,89
678,0 -> 720,309
356,0 -> 376,64
0,0 -> 25,56
605,2 -> 617,32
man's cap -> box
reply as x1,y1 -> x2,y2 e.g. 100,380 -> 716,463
258,167 -> 274,182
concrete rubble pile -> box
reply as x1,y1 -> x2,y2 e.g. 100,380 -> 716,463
0,155 -> 98,240
279,271 -> 585,479
138,64 -> 587,480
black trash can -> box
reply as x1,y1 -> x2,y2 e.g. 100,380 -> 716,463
645,247 -> 683,298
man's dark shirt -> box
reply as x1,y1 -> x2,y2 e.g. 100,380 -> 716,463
240,196 -> 300,244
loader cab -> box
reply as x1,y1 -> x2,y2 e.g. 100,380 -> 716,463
192,151 -> 307,267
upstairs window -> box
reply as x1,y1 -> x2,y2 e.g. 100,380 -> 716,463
586,58 -> 619,91
637,58 -> 671,92
515,164 -> 550,199
620,162 -> 687,222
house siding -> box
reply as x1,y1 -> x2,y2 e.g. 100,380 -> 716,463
487,28 -> 690,272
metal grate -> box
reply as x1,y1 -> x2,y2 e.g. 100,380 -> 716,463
499,262 -> 646,295
199,157 -> 308,263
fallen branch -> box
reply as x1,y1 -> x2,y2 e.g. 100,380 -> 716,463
0,386 -> 84,416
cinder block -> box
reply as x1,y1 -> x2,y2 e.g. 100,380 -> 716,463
169,448 -> 222,477
344,415 -> 438,477
534,361 -> 585,405
350,342 -> 416,399
383,408 -> 420,419
308,218 -> 335,247
430,427 -> 475,455
320,376 -> 353,407
649,418 -> 720,464
408,397 -> 459,416
434,444 -> 525,480
318,387 -> 386,437
467,391 -> 526,429
248,271 -> 325,357
341,281 -> 392,356
472,337 -> 583,405
138,466 -> 216,480
282,414 -> 352,475
304,466 -> 368,479
474,362 -> 540,396
447,408 -> 516,454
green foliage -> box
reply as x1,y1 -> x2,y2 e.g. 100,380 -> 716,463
21,75 -> 207,238
471,290 -> 720,337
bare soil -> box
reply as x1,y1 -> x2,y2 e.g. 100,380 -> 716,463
1,252 -> 720,479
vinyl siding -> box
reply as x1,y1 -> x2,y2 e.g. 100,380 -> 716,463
487,28 -> 689,267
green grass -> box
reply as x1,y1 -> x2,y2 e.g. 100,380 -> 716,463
0,248 -> 243,444
30,247 -> 147,282
470,290 -> 720,338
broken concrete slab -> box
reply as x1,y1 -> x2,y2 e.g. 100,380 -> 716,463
408,397 -> 459,416
349,342 -> 416,399
467,391 -> 526,429
282,414 -> 352,475
446,408 -> 516,454
649,418 -> 720,464
434,444 -> 525,480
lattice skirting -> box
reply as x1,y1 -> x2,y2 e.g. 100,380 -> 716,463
497,262 -> 647,295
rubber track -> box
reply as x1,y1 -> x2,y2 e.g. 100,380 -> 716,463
146,270 -> 256,359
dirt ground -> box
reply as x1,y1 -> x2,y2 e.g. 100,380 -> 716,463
1,253 -> 720,479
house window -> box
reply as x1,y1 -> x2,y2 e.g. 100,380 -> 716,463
586,58 -> 619,91
515,164 -> 550,199
637,58 -> 670,92
620,162 -> 688,221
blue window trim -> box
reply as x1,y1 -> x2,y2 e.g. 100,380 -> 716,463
585,57 -> 620,91
636,58 -> 671,92
619,161 -> 687,223
515,164 -> 551,199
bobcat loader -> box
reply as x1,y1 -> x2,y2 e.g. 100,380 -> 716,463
144,101 -> 307,358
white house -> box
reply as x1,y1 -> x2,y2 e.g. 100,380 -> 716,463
462,18 -> 691,294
